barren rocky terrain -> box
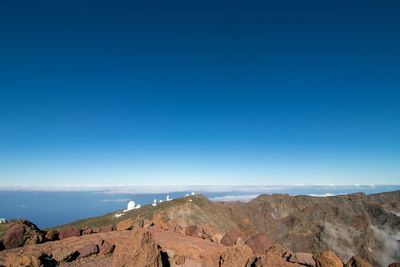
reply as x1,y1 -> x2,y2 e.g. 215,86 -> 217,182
1,191 -> 400,266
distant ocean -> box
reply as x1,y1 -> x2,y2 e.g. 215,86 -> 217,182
0,185 -> 399,228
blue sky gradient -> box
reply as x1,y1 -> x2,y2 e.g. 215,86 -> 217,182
0,0 -> 399,185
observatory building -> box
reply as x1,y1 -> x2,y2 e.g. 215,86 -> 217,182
127,201 -> 136,211
0,218 -> 6,224
123,200 -> 141,212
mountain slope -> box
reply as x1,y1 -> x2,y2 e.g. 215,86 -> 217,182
51,190 -> 400,266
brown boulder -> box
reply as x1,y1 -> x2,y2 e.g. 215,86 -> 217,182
219,244 -> 254,267
77,243 -> 99,259
185,225 -> 201,237
45,230 -> 59,241
257,246 -> 299,267
3,220 -> 44,249
149,227 -> 229,266
58,228 -> 81,240
111,228 -> 162,267
3,223 -> 25,249
116,218 -> 134,231
345,256 -> 373,267
100,239 -> 115,255
314,251 -> 343,267
221,229 -> 244,246
82,226 -> 93,235
245,233 -> 273,255
99,225 -> 113,233
289,252 -> 316,267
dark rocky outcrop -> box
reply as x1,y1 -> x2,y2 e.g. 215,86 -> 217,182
44,230 -> 59,241
58,228 -> 81,240
99,239 -> 115,255
245,233 -> 273,255
221,229 -> 245,246
82,226 -> 94,235
2,220 -> 44,249
77,243 -> 99,259
185,225 -> 201,237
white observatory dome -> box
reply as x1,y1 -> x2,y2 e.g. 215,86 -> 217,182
127,201 -> 135,210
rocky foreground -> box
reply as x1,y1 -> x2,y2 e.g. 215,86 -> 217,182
0,219 -> 379,267
1,191 -> 400,266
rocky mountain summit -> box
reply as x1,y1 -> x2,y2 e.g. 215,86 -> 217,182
1,190 -> 400,267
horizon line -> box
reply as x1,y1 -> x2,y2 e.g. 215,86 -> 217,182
1,183 -> 399,193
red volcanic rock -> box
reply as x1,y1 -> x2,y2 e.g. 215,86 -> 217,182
111,228 -> 162,267
221,229 -> 243,246
185,225 -> 201,236
77,243 -> 99,259
3,223 -> 24,249
219,244 -> 254,267
257,245 -> 299,267
388,263 -> 400,267
150,226 -> 254,267
100,239 -> 115,255
52,247 -> 80,262
245,233 -> 273,255
3,221 -> 44,249
82,227 -> 94,235
45,230 -> 59,241
99,225 -> 113,233
289,252 -> 316,267
314,251 -> 343,267
59,228 -> 81,240
345,256 -> 373,267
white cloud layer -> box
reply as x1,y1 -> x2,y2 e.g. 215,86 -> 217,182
210,194 -> 259,202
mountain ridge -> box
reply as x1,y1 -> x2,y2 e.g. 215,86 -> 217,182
1,190 -> 400,266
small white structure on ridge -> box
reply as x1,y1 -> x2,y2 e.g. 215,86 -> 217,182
127,201 -> 136,211
159,199 -> 163,203
191,192 -> 195,196
185,193 -> 190,197
166,195 -> 172,201
0,218 -> 7,224
152,199 -> 157,207
115,212 -> 124,218
123,200 -> 141,212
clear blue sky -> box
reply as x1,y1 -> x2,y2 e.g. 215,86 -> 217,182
0,0 -> 399,185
